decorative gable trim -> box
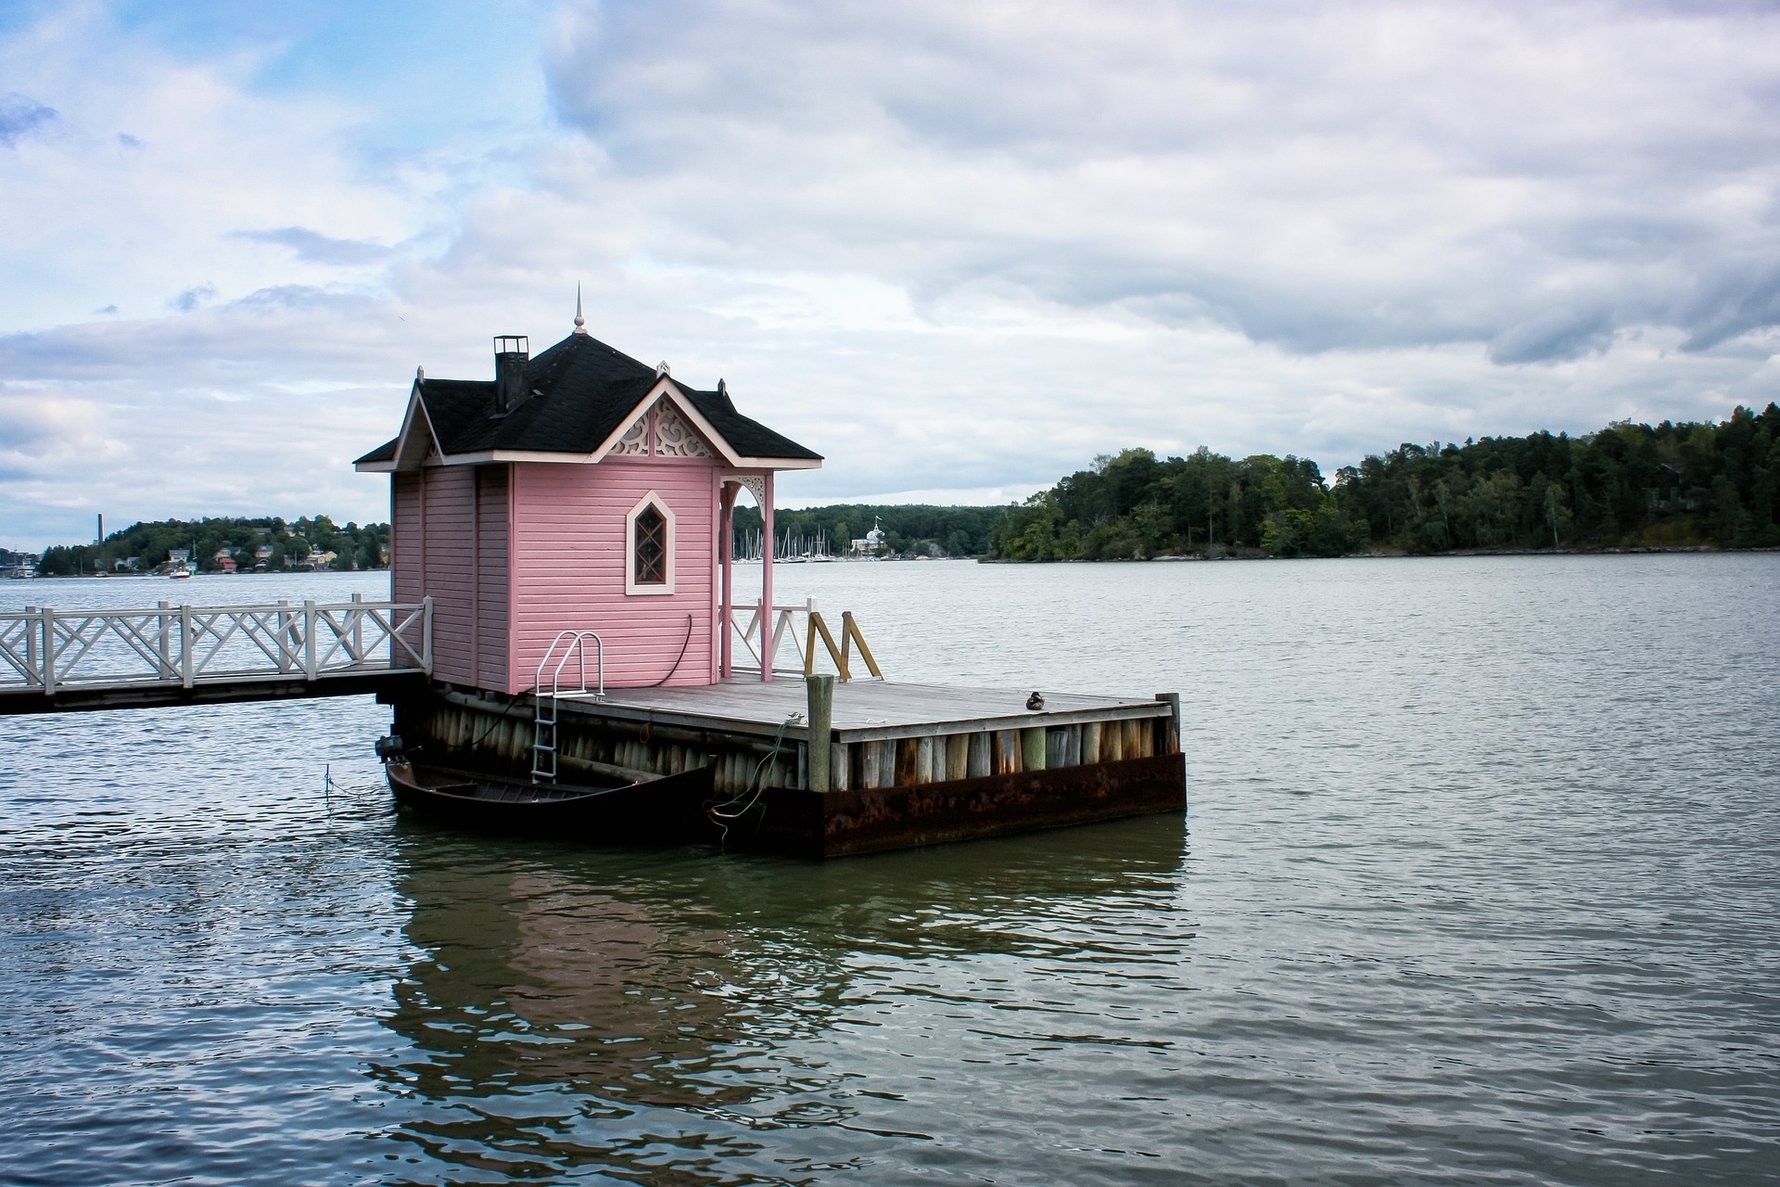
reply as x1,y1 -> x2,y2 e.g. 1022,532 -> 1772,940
615,413 -> 651,456
655,405 -> 713,458
589,379 -> 734,466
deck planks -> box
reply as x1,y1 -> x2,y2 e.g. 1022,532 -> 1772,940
562,677 -> 1171,742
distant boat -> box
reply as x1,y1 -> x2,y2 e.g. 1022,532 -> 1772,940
382,755 -> 717,844
168,563 -> 193,579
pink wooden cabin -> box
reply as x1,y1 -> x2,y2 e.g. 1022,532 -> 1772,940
356,308 -> 821,695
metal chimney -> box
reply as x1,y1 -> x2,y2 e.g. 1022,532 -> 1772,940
493,335 -> 530,414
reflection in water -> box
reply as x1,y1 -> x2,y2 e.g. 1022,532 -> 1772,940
373,816 -> 1190,1184
11,560 -> 1778,1182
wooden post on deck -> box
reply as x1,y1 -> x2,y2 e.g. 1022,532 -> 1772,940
1154,691 -> 1182,755
806,673 -> 834,792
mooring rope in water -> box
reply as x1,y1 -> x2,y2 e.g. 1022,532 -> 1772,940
707,710 -> 802,849
323,764 -> 388,805
322,763 -> 396,833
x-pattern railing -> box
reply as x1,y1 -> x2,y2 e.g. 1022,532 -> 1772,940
0,595 -> 432,694
725,598 -> 882,681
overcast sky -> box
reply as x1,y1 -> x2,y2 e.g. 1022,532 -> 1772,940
3,0 -> 1777,551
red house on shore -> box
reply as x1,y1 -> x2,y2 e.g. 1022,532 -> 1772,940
355,306 -> 821,695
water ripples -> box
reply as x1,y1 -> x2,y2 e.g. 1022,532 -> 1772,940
4,560 -> 1780,1184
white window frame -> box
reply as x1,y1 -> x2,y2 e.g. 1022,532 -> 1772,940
625,491 -> 676,595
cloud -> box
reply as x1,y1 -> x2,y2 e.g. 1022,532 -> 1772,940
233,227 -> 395,266
0,91 -> 56,145
538,0 -> 1780,364
0,287 -> 414,545
1,0 -> 1777,551
0,6 -> 428,335
1675,259 -> 1780,352
170,283 -> 216,312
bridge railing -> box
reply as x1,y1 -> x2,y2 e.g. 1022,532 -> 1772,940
0,595 -> 432,694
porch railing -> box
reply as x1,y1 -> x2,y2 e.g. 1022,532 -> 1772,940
726,598 -> 882,681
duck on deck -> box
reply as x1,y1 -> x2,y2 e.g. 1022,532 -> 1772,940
359,298 -> 1184,856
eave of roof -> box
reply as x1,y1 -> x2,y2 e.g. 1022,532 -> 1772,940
358,329 -> 821,472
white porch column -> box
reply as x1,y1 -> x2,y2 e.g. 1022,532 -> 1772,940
760,472 -> 775,682
719,482 -> 736,679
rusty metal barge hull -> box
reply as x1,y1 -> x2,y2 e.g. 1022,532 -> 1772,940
381,676 -> 1186,858
737,751 -> 1186,858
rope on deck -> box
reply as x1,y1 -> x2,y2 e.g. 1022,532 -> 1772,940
707,710 -> 803,850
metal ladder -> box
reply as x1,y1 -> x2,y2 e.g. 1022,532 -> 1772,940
532,630 -> 606,783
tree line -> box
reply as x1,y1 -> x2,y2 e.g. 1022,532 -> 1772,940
20,404 -> 1775,573
990,404 -> 1780,560
34,515 -> 390,576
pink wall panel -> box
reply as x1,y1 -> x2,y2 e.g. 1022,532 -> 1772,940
508,458 -> 718,692
391,474 -> 423,607
474,466 -> 512,691
416,466 -> 480,687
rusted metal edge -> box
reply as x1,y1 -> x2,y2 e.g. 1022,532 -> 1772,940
737,751 -> 1188,858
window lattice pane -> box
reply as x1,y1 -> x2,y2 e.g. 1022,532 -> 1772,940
634,506 -> 666,585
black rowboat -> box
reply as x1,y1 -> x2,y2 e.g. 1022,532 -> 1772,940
384,758 -> 717,843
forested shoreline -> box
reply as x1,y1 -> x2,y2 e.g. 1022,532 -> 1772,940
16,405 -> 1777,570
990,404 -> 1780,560
31,515 -> 389,576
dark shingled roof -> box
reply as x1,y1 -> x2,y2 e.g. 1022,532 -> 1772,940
356,437 -> 397,465
355,331 -> 820,466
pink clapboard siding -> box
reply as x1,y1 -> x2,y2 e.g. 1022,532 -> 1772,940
473,466 -> 512,691
506,458 -> 718,693
391,473 -> 423,607
392,466 -> 513,690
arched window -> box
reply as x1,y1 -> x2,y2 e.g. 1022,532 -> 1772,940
634,505 -> 666,583
625,492 -> 675,594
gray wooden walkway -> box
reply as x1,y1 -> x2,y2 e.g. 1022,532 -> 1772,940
562,678 -> 1174,743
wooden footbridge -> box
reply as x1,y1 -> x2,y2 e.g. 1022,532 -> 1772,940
0,595 -> 433,714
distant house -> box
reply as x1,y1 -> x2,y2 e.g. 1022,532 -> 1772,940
849,517 -> 888,558
355,305 -> 821,692
214,545 -> 238,574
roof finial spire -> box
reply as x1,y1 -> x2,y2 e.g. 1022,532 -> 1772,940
573,284 -> 587,335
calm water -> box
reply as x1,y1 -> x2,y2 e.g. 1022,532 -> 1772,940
2,558 -> 1777,1185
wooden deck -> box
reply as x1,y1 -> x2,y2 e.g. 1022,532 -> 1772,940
558,678 -> 1173,743
391,675 -> 1187,855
